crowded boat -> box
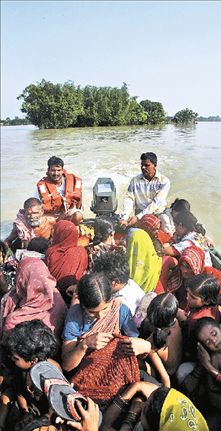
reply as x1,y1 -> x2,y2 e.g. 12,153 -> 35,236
0,153 -> 220,431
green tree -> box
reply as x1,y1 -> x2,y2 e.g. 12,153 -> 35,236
140,99 -> 166,124
17,80 -> 165,129
172,108 -> 198,124
18,79 -> 83,129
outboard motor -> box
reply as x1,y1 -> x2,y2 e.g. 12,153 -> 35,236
90,177 -> 118,217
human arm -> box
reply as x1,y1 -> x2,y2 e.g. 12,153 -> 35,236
197,342 -> 221,382
101,381 -> 159,431
163,243 -> 180,257
118,337 -> 151,358
0,388 -> 14,430
62,333 -> 114,372
148,350 -> 170,388
120,304 -> 140,337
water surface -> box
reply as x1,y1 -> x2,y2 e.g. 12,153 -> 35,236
1,123 -> 221,248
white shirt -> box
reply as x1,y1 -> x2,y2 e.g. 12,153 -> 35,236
120,170 -> 170,221
112,278 -> 145,316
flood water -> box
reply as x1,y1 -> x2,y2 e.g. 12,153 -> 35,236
1,122 -> 221,248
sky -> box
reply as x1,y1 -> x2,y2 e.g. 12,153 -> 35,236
1,0 -> 221,119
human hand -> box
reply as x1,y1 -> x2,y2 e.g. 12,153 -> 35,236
119,220 -> 128,230
67,398 -> 99,431
119,337 -> 151,357
197,342 -> 211,369
84,332 -> 114,350
127,216 -> 138,227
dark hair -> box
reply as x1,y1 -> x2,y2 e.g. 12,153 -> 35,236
93,218 -> 114,245
27,237 -> 49,254
147,293 -> 178,348
170,198 -> 191,213
140,152 -> 157,166
13,414 -> 52,431
187,273 -> 220,305
92,250 -> 130,284
23,197 -> 42,210
0,240 -> 7,260
5,320 -> 58,362
173,210 -> 206,235
194,317 -> 220,341
47,156 -> 64,168
143,387 -> 170,431
77,272 -> 112,309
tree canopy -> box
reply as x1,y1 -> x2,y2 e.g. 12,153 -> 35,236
140,99 -> 166,124
172,108 -> 198,124
17,80 -> 165,129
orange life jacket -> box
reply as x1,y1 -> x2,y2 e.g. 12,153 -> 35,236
37,170 -> 82,215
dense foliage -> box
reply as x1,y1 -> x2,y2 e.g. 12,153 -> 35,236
172,108 -> 198,124
17,80 -> 166,129
140,99 -> 166,124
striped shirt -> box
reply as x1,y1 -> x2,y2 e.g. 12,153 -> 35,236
120,170 -> 170,220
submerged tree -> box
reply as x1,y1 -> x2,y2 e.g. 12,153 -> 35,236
17,80 -> 83,129
17,79 -> 165,129
140,99 -> 166,124
172,108 -> 198,124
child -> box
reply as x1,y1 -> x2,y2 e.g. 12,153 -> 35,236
178,274 -> 220,363
0,320 -> 60,430
159,198 -> 191,236
92,249 -> 145,315
140,293 -> 183,378
181,318 -> 221,431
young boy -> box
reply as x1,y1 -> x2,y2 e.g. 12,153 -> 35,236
92,249 -> 145,315
0,320 -> 59,430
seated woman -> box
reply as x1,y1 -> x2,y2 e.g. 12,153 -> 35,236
87,218 -> 115,270
159,197 -> 191,237
62,272 -> 151,409
139,293 -> 183,378
163,210 -> 212,267
167,245 -> 221,308
126,228 -> 162,294
101,381 -> 209,431
137,214 -> 171,244
136,216 -> 178,294
45,220 -> 88,303
1,257 -> 67,339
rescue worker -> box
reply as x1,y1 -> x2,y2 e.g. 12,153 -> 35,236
35,156 -> 82,217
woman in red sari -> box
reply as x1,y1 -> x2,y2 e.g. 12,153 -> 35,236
46,220 -> 88,303
167,245 -> 221,309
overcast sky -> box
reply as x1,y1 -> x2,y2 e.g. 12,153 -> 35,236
1,0 -> 221,118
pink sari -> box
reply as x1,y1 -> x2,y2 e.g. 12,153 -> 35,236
2,257 -> 67,337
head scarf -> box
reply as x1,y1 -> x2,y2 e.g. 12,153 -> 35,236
46,220 -> 88,288
137,215 -> 160,235
2,257 -> 67,336
126,228 -> 162,293
160,388 -> 209,430
179,246 -> 205,275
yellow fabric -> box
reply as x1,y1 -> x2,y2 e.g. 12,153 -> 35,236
126,228 -> 162,293
160,388 -> 209,431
